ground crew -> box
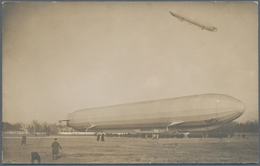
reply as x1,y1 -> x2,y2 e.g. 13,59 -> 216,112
21,135 -> 26,146
101,134 -> 105,141
31,152 -> 41,164
51,138 -> 62,159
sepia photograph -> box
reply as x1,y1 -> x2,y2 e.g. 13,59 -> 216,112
2,1 -> 259,164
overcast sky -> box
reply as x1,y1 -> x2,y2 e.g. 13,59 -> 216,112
2,1 -> 258,124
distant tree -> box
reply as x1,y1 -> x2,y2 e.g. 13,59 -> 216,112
13,123 -> 22,129
49,123 -> 59,134
2,122 -> 6,129
43,122 -> 51,135
18,122 -> 26,128
249,120 -> 259,132
31,120 -> 42,132
27,125 -> 34,133
2,122 -> 23,131
208,120 -> 259,134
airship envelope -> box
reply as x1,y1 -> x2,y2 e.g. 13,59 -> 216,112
170,10 -> 217,32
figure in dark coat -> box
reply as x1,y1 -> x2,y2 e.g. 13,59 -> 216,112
101,134 -> 105,141
31,152 -> 41,164
21,135 -> 26,146
51,138 -> 62,159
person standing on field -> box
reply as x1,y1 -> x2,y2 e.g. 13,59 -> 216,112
21,135 -> 26,146
51,138 -> 62,159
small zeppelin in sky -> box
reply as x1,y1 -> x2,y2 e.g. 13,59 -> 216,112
170,10 -> 217,32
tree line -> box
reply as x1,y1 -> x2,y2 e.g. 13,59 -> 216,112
208,120 -> 259,134
2,120 -> 60,135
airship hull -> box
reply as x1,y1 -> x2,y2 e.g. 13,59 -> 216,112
67,94 -> 245,133
170,10 -> 217,32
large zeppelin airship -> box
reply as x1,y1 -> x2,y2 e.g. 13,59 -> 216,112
170,10 -> 217,32
61,94 -> 245,134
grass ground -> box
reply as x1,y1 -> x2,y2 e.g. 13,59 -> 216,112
2,133 -> 259,164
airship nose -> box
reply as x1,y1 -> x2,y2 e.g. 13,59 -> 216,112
237,101 -> 246,115
216,95 -> 245,123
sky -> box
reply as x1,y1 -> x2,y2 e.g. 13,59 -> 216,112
2,1 -> 258,124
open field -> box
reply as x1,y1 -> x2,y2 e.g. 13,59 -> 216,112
2,133 -> 259,164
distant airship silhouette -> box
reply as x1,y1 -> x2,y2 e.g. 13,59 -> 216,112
170,10 -> 217,32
